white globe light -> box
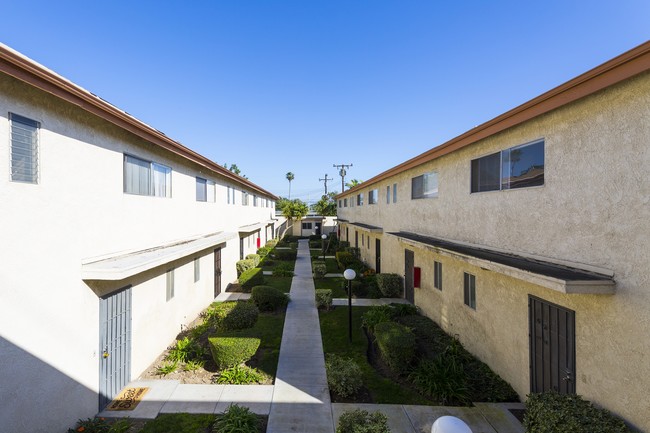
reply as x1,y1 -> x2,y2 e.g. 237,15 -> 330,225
343,269 -> 356,280
321,234 -> 327,239
431,416 -> 473,433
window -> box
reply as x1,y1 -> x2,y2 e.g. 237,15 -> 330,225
10,113 -> 39,183
194,258 -> 200,282
253,195 -> 258,207
412,171 -> 438,199
166,268 -> 175,301
344,198 -> 348,207
386,186 -> 390,204
471,139 -> 544,193
124,154 -> 171,197
463,272 -> 476,309
434,261 -> 442,290
357,193 -> 364,206
393,183 -> 397,203
242,191 -> 249,206
339,199 -> 342,208
362,234 -> 364,246
302,222 -> 313,230
231,187 -> 236,204
196,177 -> 207,201
367,235 -> 370,249
207,180 -> 216,202
368,189 -> 378,204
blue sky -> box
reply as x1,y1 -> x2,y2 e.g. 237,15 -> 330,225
2,1 -> 648,201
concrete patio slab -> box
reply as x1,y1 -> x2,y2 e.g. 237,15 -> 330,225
159,384 -> 224,414
98,380 -> 179,419
215,292 -> 250,301
214,385 -> 274,415
403,405 -> 497,433
474,402 -> 525,433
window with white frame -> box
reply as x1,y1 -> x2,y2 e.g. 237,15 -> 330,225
434,261 -> 442,290
357,193 -> 364,206
412,171 -> 438,199
471,139 -> 544,193
253,195 -> 258,207
302,222 -> 312,230
196,177 -> 207,201
463,272 -> 476,309
124,154 -> 171,197
242,191 -> 249,206
386,186 -> 390,204
10,113 -> 40,183
393,183 -> 397,203
339,199 -> 342,208
194,258 -> 200,282
207,180 -> 216,202
344,198 -> 348,207
166,268 -> 175,301
368,189 -> 378,204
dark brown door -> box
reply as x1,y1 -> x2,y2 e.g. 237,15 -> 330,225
214,247 -> 222,297
355,231 -> 358,249
404,249 -> 414,302
375,239 -> 381,273
529,296 -> 575,394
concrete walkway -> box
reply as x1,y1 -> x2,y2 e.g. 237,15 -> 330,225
267,239 -> 334,432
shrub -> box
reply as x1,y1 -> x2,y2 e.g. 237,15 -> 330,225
336,251 -> 356,268
390,302 -> 418,317
361,305 -> 395,333
209,337 -> 261,369
351,280 -> 367,297
274,250 -> 297,261
156,361 -> 178,376
313,261 -> 327,278
338,240 -> 350,250
68,418 -> 132,433
236,259 -> 256,277
261,258 -> 275,267
344,246 -> 360,258
216,365 -> 264,384
214,404 -> 260,433
245,254 -> 261,267
266,239 -> 278,247
326,354 -> 363,398
376,273 -> 403,297
524,392 -> 629,433
251,285 -> 290,312
272,262 -> 294,277
257,245 -> 272,258
408,352 -> 469,405
336,409 -> 390,433
221,302 -> 259,330
239,267 -> 264,291
395,314 -> 450,359
315,289 -> 333,310
374,322 -> 416,374
166,336 -> 203,363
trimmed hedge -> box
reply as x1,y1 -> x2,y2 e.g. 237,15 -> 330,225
257,245 -> 272,258
221,302 -> 259,330
236,259 -> 256,277
250,285 -> 290,312
245,254 -> 261,267
239,267 -> 264,291
524,392 -> 629,433
274,250 -> 297,261
325,354 -> 363,398
336,409 -> 389,433
315,289 -> 333,310
361,305 -> 395,333
313,261 -> 327,278
272,262 -> 294,277
374,322 -> 416,374
208,336 -> 260,369
335,251 -> 356,268
376,273 -> 403,297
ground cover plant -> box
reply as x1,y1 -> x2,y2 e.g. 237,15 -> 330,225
336,409 -> 390,433
263,275 -> 292,293
314,277 -> 347,298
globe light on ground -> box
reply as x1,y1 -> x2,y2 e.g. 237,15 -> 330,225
431,416 -> 473,433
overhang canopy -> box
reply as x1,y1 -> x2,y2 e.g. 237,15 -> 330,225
349,222 -> 383,233
238,219 -> 275,234
389,231 -> 615,295
81,231 -> 236,281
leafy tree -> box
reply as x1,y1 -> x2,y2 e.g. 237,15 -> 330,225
311,192 -> 338,216
280,198 -> 308,237
345,179 -> 362,189
286,172 -> 295,199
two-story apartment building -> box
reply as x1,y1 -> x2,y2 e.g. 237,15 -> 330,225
0,44 -> 278,433
336,41 -> 650,431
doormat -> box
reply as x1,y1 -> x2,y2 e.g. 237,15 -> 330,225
107,387 -> 149,411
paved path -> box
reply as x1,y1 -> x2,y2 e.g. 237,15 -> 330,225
267,239 -> 334,432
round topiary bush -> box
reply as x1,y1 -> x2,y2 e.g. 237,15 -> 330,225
250,285 -> 290,312
374,321 -> 416,374
326,354 -> 363,398
220,301 -> 259,330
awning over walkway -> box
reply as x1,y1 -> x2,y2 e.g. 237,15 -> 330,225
348,222 -> 383,233
81,231 -> 237,281
238,219 -> 275,234
389,231 -> 615,295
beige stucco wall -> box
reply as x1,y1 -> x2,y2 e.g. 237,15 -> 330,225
337,72 -> 650,431
0,73 -> 276,433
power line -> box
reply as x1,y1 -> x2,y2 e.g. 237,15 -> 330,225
318,174 -> 333,195
333,163 -> 353,193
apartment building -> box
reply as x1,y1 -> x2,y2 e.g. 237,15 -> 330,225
336,41 -> 650,431
0,44 -> 277,433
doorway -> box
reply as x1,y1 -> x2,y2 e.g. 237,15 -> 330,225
214,247 -> 222,297
375,239 -> 381,273
404,249 -> 414,303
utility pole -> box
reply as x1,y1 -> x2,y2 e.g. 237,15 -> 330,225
318,174 -> 332,195
333,163 -> 353,193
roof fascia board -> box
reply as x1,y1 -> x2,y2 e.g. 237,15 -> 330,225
337,40 -> 650,198
0,45 -> 278,200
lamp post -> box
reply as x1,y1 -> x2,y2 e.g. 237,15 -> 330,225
321,234 -> 327,261
343,269 -> 356,343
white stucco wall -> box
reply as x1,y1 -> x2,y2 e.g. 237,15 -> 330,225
0,73 -> 276,433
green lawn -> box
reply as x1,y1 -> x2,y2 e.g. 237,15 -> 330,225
264,276 -> 293,293
314,277 -> 347,298
319,306 -> 433,405
219,310 -> 286,378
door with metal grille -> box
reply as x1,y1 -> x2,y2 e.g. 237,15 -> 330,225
404,249 -> 414,303
99,286 -> 132,410
529,296 -> 576,394
214,247 -> 222,297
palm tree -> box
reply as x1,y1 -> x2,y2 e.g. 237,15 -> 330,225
345,179 -> 361,189
286,172 -> 295,199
